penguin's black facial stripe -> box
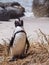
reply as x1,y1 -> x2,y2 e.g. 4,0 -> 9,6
15,21 -> 21,27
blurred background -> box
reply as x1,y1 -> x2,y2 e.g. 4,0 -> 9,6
0,0 -> 33,17
0,0 -> 49,17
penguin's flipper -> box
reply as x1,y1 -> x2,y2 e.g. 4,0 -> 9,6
8,36 -> 14,54
26,37 -> 30,53
9,37 -> 14,47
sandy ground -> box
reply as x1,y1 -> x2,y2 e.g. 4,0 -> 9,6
0,17 -> 49,65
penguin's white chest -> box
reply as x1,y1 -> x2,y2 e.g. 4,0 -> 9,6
10,32 -> 26,56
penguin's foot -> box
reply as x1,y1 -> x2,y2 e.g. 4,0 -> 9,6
9,56 -> 17,62
20,54 -> 27,59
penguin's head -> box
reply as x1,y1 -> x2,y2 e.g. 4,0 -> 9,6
14,19 -> 23,27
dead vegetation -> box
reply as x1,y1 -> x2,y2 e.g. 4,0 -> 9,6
0,29 -> 49,65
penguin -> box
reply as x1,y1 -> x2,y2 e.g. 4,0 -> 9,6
8,19 -> 30,61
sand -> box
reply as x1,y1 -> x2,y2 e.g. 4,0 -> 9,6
0,17 -> 49,65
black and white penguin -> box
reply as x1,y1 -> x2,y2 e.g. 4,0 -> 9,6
8,19 -> 30,61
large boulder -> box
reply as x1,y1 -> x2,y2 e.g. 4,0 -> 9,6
0,2 -> 25,12
5,6 -> 25,19
0,7 -> 10,21
0,2 -> 25,21
32,0 -> 49,17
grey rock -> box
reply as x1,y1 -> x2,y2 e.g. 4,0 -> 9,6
0,2 -> 25,21
32,0 -> 49,17
5,6 -> 25,19
0,7 -> 10,21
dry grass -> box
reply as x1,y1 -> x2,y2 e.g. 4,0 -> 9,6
0,29 -> 49,65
